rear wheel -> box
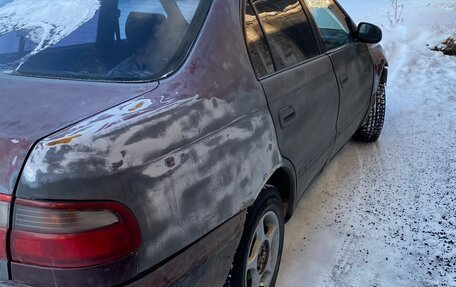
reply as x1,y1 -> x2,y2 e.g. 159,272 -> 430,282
228,186 -> 284,287
353,80 -> 386,142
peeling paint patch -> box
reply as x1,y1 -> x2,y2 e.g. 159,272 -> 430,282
12,155 -> 18,166
24,165 -> 36,182
47,134 -> 82,146
11,139 -> 20,144
129,102 -> 144,112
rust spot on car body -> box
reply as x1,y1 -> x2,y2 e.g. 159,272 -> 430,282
47,134 -> 82,146
129,102 -> 144,111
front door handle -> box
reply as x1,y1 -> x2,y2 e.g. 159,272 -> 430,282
339,74 -> 349,87
279,106 -> 296,128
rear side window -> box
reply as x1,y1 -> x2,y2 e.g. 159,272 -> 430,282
304,0 -> 353,51
0,0 -> 210,82
252,0 -> 319,71
244,2 -> 275,78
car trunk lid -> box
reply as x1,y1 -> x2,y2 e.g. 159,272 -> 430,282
0,74 -> 158,279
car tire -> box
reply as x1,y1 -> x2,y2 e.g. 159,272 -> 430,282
227,185 -> 285,287
353,80 -> 386,142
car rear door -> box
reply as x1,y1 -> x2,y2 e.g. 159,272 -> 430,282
303,0 -> 374,153
244,0 -> 339,197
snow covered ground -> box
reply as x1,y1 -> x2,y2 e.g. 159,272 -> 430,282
277,0 -> 456,286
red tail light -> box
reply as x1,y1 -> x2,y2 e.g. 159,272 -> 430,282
11,199 -> 141,268
0,194 -> 11,260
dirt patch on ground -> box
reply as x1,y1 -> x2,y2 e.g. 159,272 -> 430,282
432,37 -> 456,56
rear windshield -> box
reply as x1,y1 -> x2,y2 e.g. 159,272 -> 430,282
0,0 -> 210,81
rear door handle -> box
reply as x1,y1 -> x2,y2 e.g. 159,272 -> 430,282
279,106 -> 296,128
339,74 -> 349,87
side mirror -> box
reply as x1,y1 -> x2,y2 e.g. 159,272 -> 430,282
357,22 -> 382,44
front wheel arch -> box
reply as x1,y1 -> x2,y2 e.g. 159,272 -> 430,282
353,74 -> 387,142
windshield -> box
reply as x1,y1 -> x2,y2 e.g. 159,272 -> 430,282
0,0 -> 210,81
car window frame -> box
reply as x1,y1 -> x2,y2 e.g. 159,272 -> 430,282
252,0 -> 323,72
301,0 -> 357,53
241,0 -> 327,80
333,0 -> 358,38
241,0 -> 277,78
0,0 -> 214,83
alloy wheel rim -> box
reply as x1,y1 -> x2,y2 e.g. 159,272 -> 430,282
245,211 -> 280,287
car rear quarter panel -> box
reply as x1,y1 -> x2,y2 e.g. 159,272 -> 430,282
15,0 -> 282,275
0,76 -> 157,196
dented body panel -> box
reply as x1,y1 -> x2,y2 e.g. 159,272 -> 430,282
0,0 -> 389,285
0,76 -> 157,195
14,0 -> 282,277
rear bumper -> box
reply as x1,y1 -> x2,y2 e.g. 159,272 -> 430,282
125,211 -> 246,287
1,210 -> 246,287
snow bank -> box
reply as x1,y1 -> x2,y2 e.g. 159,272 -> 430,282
340,0 -> 456,81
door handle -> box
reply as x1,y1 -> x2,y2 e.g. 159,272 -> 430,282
339,74 -> 349,87
279,106 -> 296,128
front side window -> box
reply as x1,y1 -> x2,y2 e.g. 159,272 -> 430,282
252,0 -> 319,71
0,0 -> 210,81
304,0 -> 353,51
244,2 -> 275,78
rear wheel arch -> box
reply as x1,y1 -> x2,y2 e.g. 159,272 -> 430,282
264,163 -> 296,221
228,185 -> 285,287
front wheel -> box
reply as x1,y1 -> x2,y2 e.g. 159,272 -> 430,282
228,186 -> 285,287
353,80 -> 386,142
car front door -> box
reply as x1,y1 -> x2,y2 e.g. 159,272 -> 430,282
244,0 -> 340,197
304,0 -> 374,154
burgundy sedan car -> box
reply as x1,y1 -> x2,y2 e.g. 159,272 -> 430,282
0,0 -> 387,286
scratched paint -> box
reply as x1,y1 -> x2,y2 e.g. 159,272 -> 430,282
0,0 -> 389,284
15,0 -> 283,275
47,134 -> 82,147
0,74 -> 157,195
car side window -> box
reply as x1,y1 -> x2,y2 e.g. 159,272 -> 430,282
252,0 -> 319,71
304,0 -> 353,51
245,2 -> 275,78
